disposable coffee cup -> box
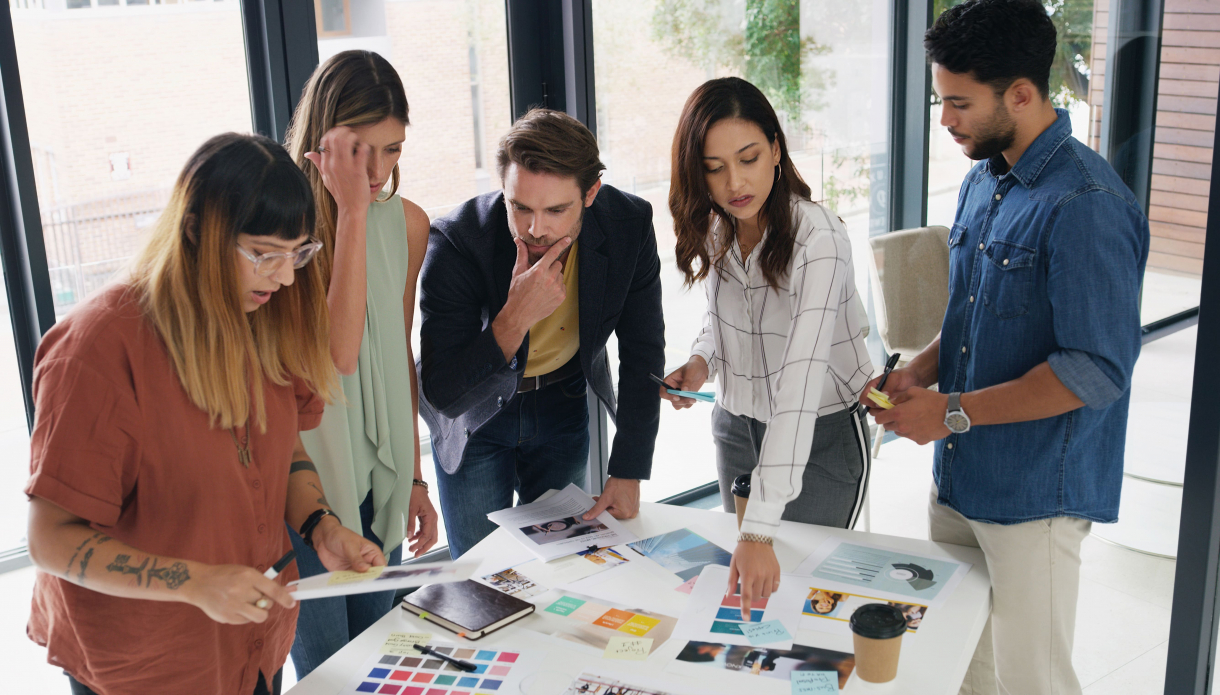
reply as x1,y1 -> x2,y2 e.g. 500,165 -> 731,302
731,474 -> 751,529
849,603 -> 907,683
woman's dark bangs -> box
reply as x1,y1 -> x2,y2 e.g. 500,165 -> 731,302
242,160 -> 316,241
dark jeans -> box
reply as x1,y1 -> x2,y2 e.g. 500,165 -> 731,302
435,370 -> 590,558
288,491 -> 403,680
68,669 -> 281,695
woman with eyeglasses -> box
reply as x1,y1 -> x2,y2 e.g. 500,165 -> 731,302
281,50 -> 439,677
24,133 -> 386,695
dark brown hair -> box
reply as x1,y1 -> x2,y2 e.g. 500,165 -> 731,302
284,50 -> 409,283
496,108 -> 604,195
670,77 -> 811,290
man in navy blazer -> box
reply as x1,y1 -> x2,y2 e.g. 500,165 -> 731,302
418,109 -> 665,557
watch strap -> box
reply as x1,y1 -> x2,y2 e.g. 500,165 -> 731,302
948,392 -> 962,413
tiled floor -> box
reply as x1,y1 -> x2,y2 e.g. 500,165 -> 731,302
1,327 -> 1195,693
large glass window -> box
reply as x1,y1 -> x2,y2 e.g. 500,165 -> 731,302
317,0 -> 512,547
592,0 -> 892,502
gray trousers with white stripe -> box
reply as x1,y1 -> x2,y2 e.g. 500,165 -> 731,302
712,403 -> 871,529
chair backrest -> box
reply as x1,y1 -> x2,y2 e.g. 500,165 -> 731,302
868,226 -> 951,357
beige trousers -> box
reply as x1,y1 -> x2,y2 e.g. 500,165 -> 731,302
927,485 -> 1092,695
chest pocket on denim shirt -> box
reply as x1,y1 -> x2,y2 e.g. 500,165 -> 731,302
982,239 -> 1036,319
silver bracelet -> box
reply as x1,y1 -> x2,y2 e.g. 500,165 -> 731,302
737,533 -> 774,546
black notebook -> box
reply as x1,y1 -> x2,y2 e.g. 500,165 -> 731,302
401,580 -> 535,640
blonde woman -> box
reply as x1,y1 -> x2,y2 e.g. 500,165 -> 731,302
25,133 -> 384,695
283,50 -> 438,676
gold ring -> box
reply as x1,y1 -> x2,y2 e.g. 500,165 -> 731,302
255,598 -> 271,610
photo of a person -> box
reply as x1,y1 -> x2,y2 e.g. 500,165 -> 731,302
520,517 -> 609,546
895,603 -> 925,630
806,589 -> 843,615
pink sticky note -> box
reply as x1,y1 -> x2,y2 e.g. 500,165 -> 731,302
496,652 -> 519,663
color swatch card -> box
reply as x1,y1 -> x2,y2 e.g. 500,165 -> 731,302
675,565 -> 805,650
795,538 -> 971,606
487,484 -> 638,562
290,562 -> 476,600
801,585 -> 930,637
532,590 -> 677,656
342,639 -> 542,695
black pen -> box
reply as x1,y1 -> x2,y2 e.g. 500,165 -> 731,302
876,352 -> 901,392
413,643 -> 477,672
263,549 -> 296,579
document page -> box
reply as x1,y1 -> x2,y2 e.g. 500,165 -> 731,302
486,483 -> 639,561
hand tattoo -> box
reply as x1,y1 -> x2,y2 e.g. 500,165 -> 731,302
146,559 -> 191,590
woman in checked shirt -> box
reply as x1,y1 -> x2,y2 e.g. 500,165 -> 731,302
662,78 -> 875,612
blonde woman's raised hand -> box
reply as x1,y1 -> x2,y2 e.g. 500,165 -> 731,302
304,126 -> 373,214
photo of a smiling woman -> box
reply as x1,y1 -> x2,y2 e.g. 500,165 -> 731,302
661,77 -> 874,614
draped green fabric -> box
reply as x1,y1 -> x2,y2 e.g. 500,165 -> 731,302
300,195 -> 414,553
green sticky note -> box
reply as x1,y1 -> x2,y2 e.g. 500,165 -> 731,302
791,671 -> 838,693
741,619 -> 792,645
544,595 -> 586,616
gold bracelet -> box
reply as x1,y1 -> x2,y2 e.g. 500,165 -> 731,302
737,533 -> 774,546
412,478 -> 429,492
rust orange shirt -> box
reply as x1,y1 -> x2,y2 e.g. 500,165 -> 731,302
25,284 -> 324,695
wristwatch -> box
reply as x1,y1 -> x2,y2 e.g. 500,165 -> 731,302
944,392 -> 972,434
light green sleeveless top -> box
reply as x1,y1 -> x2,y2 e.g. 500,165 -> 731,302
300,195 -> 414,553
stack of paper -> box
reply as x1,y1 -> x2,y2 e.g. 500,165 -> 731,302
486,484 -> 638,561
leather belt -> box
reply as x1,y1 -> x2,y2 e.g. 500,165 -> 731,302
517,356 -> 582,393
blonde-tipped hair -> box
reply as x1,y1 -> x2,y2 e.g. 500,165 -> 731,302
129,133 -> 338,432
285,50 -> 410,283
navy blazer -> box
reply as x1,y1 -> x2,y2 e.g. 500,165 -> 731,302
417,186 -> 665,479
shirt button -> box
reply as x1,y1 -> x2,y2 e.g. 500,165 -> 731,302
969,296 -> 975,303
255,639 -> 264,648
258,524 -> 266,534
978,243 -> 985,250
256,564 -> 265,571
252,479 -> 261,489
1002,259 -> 1009,266
994,194 -> 1002,201
496,396 -> 504,407
947,443 -> 954,450
961,346 -> 967,354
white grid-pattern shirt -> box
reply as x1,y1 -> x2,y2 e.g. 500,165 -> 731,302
691,197 -> 874,536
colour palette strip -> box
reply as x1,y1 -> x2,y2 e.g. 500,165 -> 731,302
343,643 -> 530,695
543,595 -> 661,636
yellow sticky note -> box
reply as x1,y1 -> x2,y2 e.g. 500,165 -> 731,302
603,635 -> 652,661
379,632 -> 432,656
327,565 -> 386,586
867,389 -> 894,410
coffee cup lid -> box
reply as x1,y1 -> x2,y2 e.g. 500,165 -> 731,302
849,603 -> 907,640
731,474 -> 751,497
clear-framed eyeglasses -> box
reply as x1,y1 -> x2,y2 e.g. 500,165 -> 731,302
236,238 -> 323,278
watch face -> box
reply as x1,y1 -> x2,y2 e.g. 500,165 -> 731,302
946,412 -> 970,433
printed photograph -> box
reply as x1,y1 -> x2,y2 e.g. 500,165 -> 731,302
801,586 -> 930,632
478,567 -> 546,598
675,640 -> 855,688
375,566 -> 449,582
520,517 -> 609,546
628,528 -> 732,581
578,546 -> 629,567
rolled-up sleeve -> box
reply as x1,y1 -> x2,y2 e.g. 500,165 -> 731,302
1045,190 -> 1149,410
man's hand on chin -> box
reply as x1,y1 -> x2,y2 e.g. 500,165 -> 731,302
582,477 -> 640,520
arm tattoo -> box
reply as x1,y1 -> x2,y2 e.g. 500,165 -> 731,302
146,558 -> 191,590
106,554 -> 150,584
290,460 -> 318,475
66,532 -> 112,580
307,481 -> 330,508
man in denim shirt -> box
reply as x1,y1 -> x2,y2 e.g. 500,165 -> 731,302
866,2 -> 1150,694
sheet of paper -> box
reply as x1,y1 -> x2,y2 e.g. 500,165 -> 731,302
474,566 -> 548,598
524,546 -> 631,587
530,590 -> 677,656
340,638 -> 544,695
288,561 -> 476,600
379,632 -> 432,656
603,635 -> 653,660
740,619 -> 793,646
800,583 -> 930,637
792,671 -> 839,693
674,564 -> 805,650
667,640 -> 854,689
486,483 -> 639,562
795,537 -> 972,607
627,528 -> 732,592
561,670 -> 699,695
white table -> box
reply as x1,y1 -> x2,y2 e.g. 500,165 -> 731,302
287,502 -> 990,694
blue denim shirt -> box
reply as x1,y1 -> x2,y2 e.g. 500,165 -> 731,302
934,109 -> 1150,524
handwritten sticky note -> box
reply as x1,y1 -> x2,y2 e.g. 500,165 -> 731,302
740,619 -> 793,645
327,565 -> 386,586
792,671 -> 839,693
603,635 -> 652,661
379,632 -> 432,656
